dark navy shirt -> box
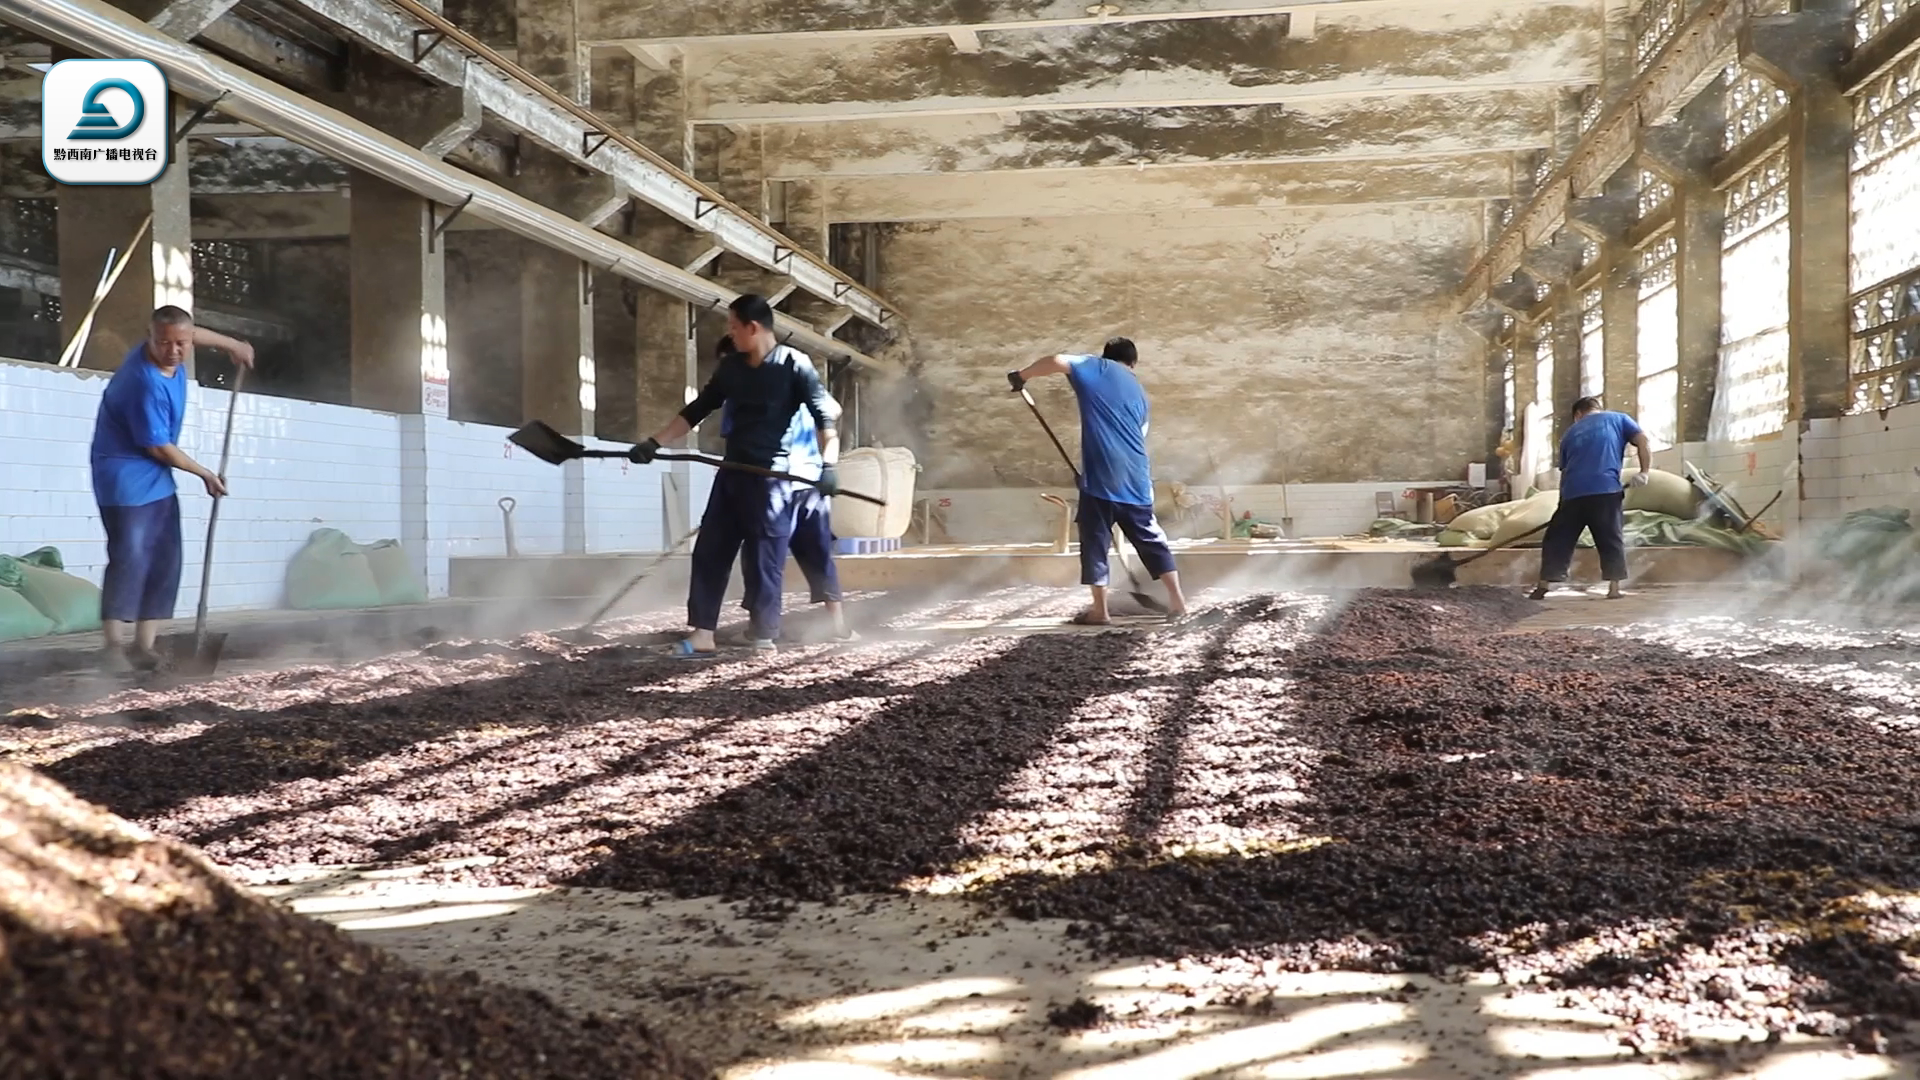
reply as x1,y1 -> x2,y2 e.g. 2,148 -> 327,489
682,344 -> 835,473
90,343 -> 187,508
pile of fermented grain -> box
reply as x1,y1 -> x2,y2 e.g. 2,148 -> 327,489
0,762 -> 709,1080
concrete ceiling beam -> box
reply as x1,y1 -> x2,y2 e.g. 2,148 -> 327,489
1457,0 -> 1746,308
684,3 -> 1600,124
813,152 -> 1516,222
753,91 -> 1557,178
292,0 -> 897,328
577,0 -> 1498,48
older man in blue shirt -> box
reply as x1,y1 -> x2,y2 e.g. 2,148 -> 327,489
90,305 -> 253,671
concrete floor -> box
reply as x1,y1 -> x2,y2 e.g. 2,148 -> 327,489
249,861 -> 1914,1080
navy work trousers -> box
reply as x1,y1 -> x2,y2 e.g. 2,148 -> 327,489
1538,491 -> 1629,583
787,486 -> 841,604
1076,493 -> 1178,587
688,471 -> 796,640
99,494 -> 183,623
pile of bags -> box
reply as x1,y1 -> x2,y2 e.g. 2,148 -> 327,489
0,548 -> 103,642
1429,469 -> 1766,557
1806,508 -> 1920,601
285,529 -> 427,611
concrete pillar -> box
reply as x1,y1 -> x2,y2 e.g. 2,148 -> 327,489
502,156 -> 627,438
1570,168 -> 1640,417
1643,84 -> 1726,444
1552,296 -> 1584,445
350,172 -> 448,594
56,126 -> 191,371
1601,254 -> 1640,417
619,53 -> 704,526
1744,4 -> 1852,419
1483,339 -> 1508,479
348,173 -> 446,415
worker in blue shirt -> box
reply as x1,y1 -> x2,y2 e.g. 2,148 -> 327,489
716,335 -> 852,642
1533,395 -> 1653,601
1009,337 -> 1187,624
89,305 -> 254,671
633,295 -> 839,656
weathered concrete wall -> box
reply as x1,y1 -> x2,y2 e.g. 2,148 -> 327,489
876,204 -> 1486,488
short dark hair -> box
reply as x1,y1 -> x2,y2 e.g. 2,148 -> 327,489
1570,396 -> 1602,419
151,305 -> 193,328
1101,337 -> 1137,367
728,294 -> 776,331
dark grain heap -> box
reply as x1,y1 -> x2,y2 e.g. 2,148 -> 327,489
0,763 -> 710,1080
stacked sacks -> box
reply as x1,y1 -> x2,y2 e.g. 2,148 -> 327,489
0,558 -> 54,642
1434,469 -> 1705,549
0,547 -> 103,641
285,529 -> 428,610
13,548 -> 103,634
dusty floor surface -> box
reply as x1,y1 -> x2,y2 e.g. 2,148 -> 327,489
8,583 -> 1920,1078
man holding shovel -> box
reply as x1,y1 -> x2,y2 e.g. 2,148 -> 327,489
1009,338 -> 1188,624
715,334 -> 853,643
1531,395 -> 1652,602
632,295 -> 839,656
89,306 -> 253,671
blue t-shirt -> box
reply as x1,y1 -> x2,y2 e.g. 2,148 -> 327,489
1064,355 -> 1154,507
1557,411 -> 1644,499
90,343 -> 187,508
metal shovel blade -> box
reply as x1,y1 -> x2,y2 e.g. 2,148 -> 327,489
1410,555 -> 1459,590
508,420 -> 584,466
161,630 -> 229,677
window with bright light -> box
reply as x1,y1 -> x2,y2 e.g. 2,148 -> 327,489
1580,287 -> 1604,399
1638,168 -> 1675,221
1635,0 -> 1682,68
1723,63 -> 1790,152
1857,0 -> 1920,45
1713,147 -> 1790,441
1849,50 -> 1920,412
1637,234 -> 1679,450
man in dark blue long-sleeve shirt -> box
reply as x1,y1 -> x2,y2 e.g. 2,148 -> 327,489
633,295 -> 840,656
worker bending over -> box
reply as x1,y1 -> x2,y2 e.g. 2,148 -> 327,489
89,305 -> 253,671
1533,395 -> 1652,602
1009,338 -> 1187,624
633,295 -> 839,655
716,334 -> 853,642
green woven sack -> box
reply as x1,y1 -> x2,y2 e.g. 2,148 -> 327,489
14,563 -> 103,633
0,585 -> 54,642
285,528 -> 385,610
358,540 -> 428,606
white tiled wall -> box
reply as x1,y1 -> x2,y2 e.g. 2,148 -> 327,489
924,480 -> 1455,545
1801,407 -> 1920,529
0,358 -> 677,615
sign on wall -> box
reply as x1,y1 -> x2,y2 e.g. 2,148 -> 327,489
41,59 -> 171,187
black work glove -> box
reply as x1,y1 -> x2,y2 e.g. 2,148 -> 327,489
1007,370 -> 1026,393
816,465 -> 840,497
628,438 -> 661,464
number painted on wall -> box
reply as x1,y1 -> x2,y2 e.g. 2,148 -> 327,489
503,442 -> 512,458
937,498 -> 952,508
